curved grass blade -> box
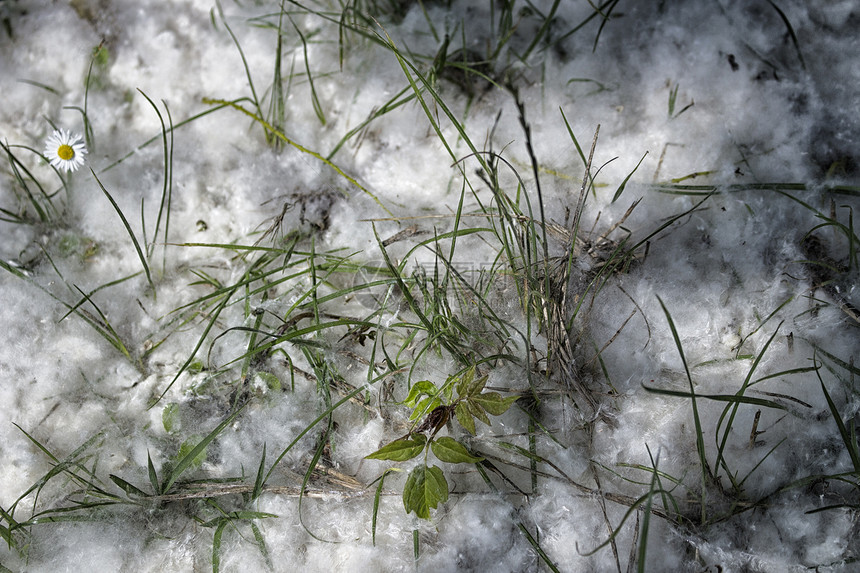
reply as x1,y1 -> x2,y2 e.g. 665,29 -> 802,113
818,366 -> 860,473
713,322 -> 783,485
90,169 -> 154,293
657,296 -> 711,523
201,98 -> 391,216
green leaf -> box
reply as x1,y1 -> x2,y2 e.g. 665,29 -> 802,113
455,366 -> 488,398
455,366 -> 473,396
212,518 -> 227,573
612,151 -> 647,203
147,451 -> 160,495
402,464 -> 448,519
466,399 -> 492,427
162,401 -> 246,494
402,380 -> 438,408
109,474 -> 149,498
454,401 -> 476,435
162,403 -> 179,433
471,392 -> 519,416
468,374 -> 489,397
371,468 -> 400,546
431,437 -> 484,464
409,396 -> 441,421
255,371 -> 281,392
365,435 -> 427,462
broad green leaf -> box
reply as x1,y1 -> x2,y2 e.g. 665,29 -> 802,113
255,371 -> 281,392
365,435 -> 427,461
455,366 -> 487,398
455,366 -> 475,397
402,464 -> 448,519
409,396 -> 441,421
431,437 -> 484,464
468,374 -> 489,397
402,380 -> 438,408
471,392 -> 519,416
162,403 -> 179,433
455,401 -> 476,435
466,398 -> 491,427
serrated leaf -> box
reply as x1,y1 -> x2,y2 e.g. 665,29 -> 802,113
365,435 -> 427,461
402,464 -> 448,519
402,380 -> 438,408
466,398 -> 491,427
431,437 -> 484,464
455,401 -> 476,435
409,396 -> 441,421
471,392 -> 519,416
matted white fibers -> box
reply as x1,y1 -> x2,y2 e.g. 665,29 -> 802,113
1,1 -> 858,572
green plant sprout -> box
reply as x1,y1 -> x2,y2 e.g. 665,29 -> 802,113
365,366 -> 517,520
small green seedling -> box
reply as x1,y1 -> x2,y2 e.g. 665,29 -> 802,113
365,366 -> 518,519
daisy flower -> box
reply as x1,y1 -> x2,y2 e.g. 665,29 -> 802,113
44,129 -> 87,173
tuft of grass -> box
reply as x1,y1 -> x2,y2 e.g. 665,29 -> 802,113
0,140 -> 64,225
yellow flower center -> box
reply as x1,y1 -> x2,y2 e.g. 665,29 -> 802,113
57,144 -> 75,161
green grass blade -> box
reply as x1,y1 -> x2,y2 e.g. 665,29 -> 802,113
370,468 -> 397,546
657,296 -> 711,523
109,474 -> 150,498
162,403 -> 247,494
202,98 -> 391,216
147,451 -> 160,495
212,518 -> 228,573
641,385 -> 788,410
713,323 -> 783,485
263,384 -> 365,485
154,284 -> 240,406
612,152 -> 647,203
136,89 -> 173,267
252,444 -> 267,501
818,368 -> 860,473
765,0 -> 805,70
517,522 -> 561,573
637,445 -> 660,573
90,169 -> 154,292
215,0 -> 264,121
250,520 -> 274,571
287,12 -> 326,125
